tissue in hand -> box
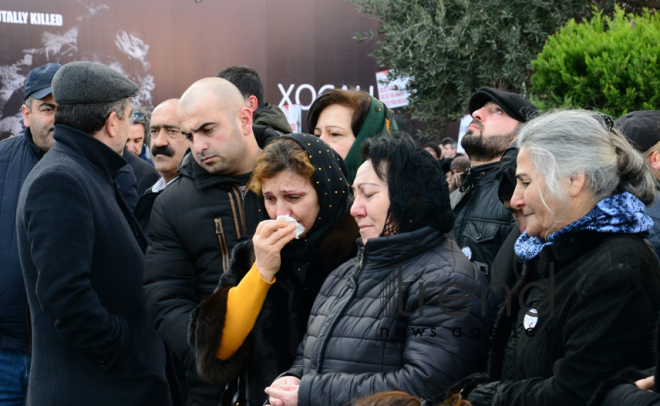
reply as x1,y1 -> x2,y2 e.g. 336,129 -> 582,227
268,215 -> 305,239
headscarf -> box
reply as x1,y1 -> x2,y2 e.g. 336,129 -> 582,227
343,95 -> 398,183
278,133 -> 352,262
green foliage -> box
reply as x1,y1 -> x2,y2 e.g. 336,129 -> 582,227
531,6 -> 660,117
349,0 -> 609,135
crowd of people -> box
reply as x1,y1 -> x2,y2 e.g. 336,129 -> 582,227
1,60 -> 660,406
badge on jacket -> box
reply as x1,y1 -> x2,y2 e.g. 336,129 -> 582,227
524,308 -> 539,329
461,246 -> 472,260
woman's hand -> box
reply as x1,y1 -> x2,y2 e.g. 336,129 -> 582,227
636,375 -> 655,390
253,220 -> 296,282
265,376 -> 300,406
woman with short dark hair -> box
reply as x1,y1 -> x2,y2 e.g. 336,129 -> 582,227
265,134 -> 496,406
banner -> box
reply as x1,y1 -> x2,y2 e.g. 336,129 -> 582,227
0,0 -> 382,134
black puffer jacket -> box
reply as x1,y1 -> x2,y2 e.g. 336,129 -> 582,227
465,231 -> 660,406
144,127 -> 279,406
452,162 -> 515,278
284,226 -> 496,406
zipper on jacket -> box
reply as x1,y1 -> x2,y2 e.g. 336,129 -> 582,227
215,217 -> 229,272
354,247 -> 366,280
312,247 -> 366,371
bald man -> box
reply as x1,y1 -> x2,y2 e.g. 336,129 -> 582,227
143,78 -> 280,406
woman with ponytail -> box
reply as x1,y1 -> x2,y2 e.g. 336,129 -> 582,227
454,110 -> 660,406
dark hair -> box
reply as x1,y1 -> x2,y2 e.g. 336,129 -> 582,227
352,391 -> 423,406
441,137 -> 457,149
55,98 -> 129,136
216,66 -> 265,107
361,132 -> 454,235
249,137 -> 315,197
129,105 -> 150,145
307,89 -> 371,136
424,142 -> 442,158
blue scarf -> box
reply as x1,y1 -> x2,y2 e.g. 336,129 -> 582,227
514,192 -> 653,261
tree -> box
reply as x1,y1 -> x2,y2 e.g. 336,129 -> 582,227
531,6 -> 660,117
349,0 -> 612,135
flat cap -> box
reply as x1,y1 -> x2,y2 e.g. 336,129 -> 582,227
614,110 -> 660,153
52,61 -> 138,105
469,87 -> 538,123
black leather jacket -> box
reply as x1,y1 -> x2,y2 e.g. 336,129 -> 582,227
452,162 -> 515,279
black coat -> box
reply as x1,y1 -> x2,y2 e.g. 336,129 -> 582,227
285,227 -> 497,406
466,230 -> 660,406
587,313 -> 660,406
452,162 -> 516,278
0,129 -> 44,354
16,125 -> 171,406
124,145 -> 161,196
190,214 -> 359,406
144,127 -> 279,406
489,226 -> 523,310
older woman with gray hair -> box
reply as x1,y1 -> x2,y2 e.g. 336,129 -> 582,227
453,110 -> 660,406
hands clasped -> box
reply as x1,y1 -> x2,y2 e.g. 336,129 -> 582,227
265,376 -> 300,406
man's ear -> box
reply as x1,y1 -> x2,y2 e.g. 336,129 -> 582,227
105,111 -> 119,138
647,151 -> 660,171
238,107 -> 253,136
22,104 -> 31,128
567,172 -> 587,198
246,95 -> 259,113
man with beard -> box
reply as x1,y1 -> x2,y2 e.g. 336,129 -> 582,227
451,87 -> 537,279
134,99 -> 188,234
0,63 -> 60,406
143,78 -> 279,406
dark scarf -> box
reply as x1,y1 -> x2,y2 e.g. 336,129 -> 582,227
279,134 -> 352,265
343,95 -> 398,183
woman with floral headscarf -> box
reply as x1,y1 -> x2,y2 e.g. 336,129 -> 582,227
190,134 -> 359,406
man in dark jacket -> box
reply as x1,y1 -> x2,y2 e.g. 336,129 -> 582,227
0,63 -> 59,406
217,65 -> 292,134
16,61 -> 171,406
144,77 -> 278,406
134,98 -> 187,234
451,87 -> 537,278
615,110 -> 660,256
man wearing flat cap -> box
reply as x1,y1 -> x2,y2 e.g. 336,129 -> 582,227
615,110 -> 660,256
451,87 -> 538,279
15,61 -> 172,406
0,62 -> 59,406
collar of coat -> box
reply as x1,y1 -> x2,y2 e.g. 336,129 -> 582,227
458,161 -> 501,194
22,127 -> 47,159
358,226 -> 446,272
52,124 -> 127,180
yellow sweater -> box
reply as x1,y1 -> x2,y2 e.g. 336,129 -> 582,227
216,263 -> 275,360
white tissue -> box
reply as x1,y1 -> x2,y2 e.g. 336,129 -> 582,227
265,215 -> 305,239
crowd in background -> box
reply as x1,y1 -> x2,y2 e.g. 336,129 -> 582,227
1,61 -> 660,406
